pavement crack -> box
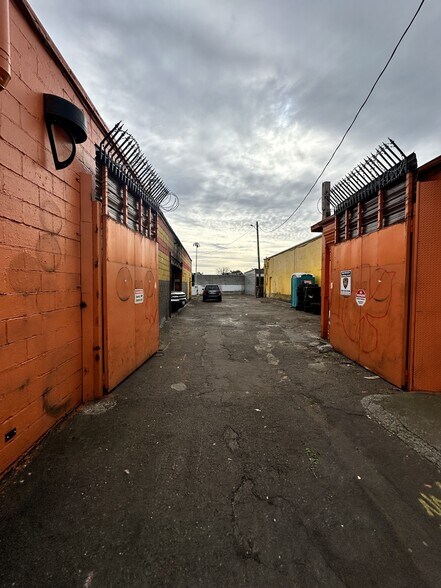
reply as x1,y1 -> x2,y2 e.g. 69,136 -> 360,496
323,405 -> 366,418
230,476 -> 294,570
223,426 -> 240,452
362,395 -> 441,471
221,343 -> 234,361
231,477 -> 261,562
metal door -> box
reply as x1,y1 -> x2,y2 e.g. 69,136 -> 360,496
103,217 -> 159,392
329,223 -> 408,388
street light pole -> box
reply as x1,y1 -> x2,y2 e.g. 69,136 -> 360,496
193,242 -> 200,292
251,222 -> 262,297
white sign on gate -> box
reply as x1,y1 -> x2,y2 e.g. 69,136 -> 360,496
340,270 -> 352,296
134,288 -> 144,304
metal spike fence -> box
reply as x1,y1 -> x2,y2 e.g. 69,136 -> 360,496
97,122 -> 179,212
327,139 -> 416,214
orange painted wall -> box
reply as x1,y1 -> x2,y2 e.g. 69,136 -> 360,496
409,172 -> 441,391
103,219 -> 159,391
0,2 -> 189,477
329,223 -> 408,388
0,2 -> 103,475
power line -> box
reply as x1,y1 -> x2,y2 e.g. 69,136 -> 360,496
205,227 -> 254,252
265,0 -> 426,234
187,223 -> 254,261
192,229 -> 254,257
224,227 -> 254,246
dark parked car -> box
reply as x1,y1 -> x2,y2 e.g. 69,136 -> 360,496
203,284 -> 222,302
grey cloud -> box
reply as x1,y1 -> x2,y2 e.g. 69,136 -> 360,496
31,0 -> 441,272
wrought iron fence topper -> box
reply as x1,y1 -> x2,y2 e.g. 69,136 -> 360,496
96,122 -> 179,212
327,140 -> 416,215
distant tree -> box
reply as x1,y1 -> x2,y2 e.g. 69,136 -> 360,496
216,267 -> 231,275
230,270 -> 243,275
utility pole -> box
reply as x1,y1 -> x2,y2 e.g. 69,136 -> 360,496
322,181 -> 331,219
251,222 -> 262,297
256,221 -> 261,297
193,242 -> 200,291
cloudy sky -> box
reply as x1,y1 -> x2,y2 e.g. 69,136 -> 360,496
31,0 -> 440,273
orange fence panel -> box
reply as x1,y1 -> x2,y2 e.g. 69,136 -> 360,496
330,224 -> 408,388
103,219 -> 158,392
409,178 -> 441,392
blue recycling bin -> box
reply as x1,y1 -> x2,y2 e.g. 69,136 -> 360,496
291,273 -> 315,308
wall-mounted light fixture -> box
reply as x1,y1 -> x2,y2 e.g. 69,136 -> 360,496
44,94 -> 88,170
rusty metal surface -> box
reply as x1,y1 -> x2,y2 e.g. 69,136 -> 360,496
103,218 -> 159,391
329,223 -> 408,388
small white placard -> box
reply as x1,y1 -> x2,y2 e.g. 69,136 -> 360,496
340,270 -> 352,296
134,288 -> 144,304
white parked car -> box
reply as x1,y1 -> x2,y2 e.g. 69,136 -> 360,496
171,290 -> 187,308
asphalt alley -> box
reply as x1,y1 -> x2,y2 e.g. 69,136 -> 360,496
0,296 -> 440,587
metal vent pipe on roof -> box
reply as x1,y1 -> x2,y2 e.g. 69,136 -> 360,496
0,0 -> 11,91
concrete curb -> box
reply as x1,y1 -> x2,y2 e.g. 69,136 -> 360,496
362,394 -> 441,472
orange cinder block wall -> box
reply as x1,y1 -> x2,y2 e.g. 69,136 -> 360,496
0,2 -> 102,475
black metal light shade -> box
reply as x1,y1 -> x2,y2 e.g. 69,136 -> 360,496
44,94 -> 88,170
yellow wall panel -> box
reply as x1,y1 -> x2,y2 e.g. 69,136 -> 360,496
158,250 -> 170,282
183,269 -> 192,299
265,237 -> 321,301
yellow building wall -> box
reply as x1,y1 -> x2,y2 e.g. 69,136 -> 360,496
183,268 -> 192,300
158,249 -> 170,282
158,222 -> 192,297
265,237 -> 322,301
158,223 -> 174,251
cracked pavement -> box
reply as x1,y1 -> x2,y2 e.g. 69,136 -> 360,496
0,296 -> 440,587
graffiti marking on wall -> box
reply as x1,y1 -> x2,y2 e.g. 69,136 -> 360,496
116,267 -> 133,301
43,387 -> 69,417
144,270 -> 155,298
6,197 -> 73,418
336,265 -> 396,354
144,269 -> 158,325
36,196 -> 63,272
8,196 -> 64,292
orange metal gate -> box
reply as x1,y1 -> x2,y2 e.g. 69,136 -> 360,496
409,176 -> 441,391
103,218 -> 159,392
329,223 -> 409,388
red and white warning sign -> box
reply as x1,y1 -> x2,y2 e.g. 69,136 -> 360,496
134,288 -> 144,304
355,289 -> 366,306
